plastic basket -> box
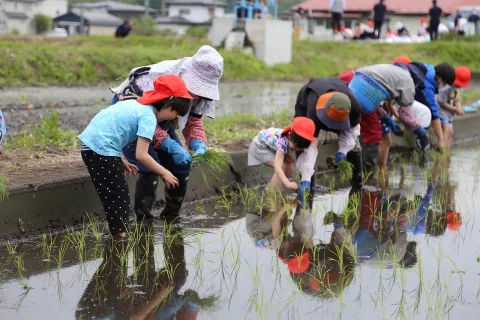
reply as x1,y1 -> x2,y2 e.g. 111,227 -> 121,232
348,72 -> 390,114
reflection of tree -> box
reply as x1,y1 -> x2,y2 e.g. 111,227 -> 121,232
75,223 -> 217,320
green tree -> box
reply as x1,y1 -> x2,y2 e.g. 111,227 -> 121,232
131,16 -> 158,36
32,14 -> 52,34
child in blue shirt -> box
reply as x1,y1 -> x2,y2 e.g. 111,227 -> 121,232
79,74 -> 193,237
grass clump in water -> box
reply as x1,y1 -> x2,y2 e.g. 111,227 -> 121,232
5,110 -> 77,151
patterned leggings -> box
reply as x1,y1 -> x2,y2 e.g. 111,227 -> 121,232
377,104 -> 420,132
81,150 -> 130,234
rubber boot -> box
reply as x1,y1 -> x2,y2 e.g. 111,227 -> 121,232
160,173 -> 189,221
134,173 -> 159,221
347,150 -> 363,197
414,127 -> 429,167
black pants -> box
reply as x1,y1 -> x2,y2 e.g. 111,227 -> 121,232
331,12 -> 342,32
81,150 -> 130,234
429,23 -> 439,40
374,20 -> 383,38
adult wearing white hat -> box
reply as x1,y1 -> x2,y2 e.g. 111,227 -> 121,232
110,45 -> 224,220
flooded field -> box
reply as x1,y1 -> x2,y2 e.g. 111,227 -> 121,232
1,148 -> 480,319
1,82 -> 300,135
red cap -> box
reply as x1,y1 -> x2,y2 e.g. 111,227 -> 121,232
454,66 -> 471,88
282,117 -> 315,142
137,74 -> 193,106
339,70 -> 355,84
446,211 -> 462,231
286,252 -> 310,274
392,56 -> 411,65
420,17 -> 426,24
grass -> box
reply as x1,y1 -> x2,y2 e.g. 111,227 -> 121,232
203,109 -> 293,144
2,35 -> 480,87
0,175 -> 8,201
3,110 -> 77,151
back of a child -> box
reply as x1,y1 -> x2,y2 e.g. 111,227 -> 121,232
248,127 -> 293,166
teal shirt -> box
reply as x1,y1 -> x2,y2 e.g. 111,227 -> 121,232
79,100 -> 157,157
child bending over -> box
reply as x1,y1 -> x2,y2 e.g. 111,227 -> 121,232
79,75 -> 193,237
437,66 -> 471,150
248,117 -> 315,192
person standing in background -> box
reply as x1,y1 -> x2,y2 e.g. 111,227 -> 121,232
115,20 -> 132,38
428,0 -> 442,41
372,0 -> 387,39
468,9 -> 480,35
329,0 -> 345,34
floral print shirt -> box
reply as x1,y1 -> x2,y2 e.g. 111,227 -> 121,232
258,128 -> 291,153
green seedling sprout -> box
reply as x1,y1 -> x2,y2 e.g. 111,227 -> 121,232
191,148 -> 233,185
0,175 -> 8,202
336,160 -> 354,184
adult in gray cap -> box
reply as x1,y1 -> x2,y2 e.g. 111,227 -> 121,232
110,45 -> 224,221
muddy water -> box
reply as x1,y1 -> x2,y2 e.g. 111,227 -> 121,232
0,82 -> 300,135
1,149 -> 480,319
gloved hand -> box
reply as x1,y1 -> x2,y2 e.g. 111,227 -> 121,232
335,152 -> 345,163
297,181 -> 311,210
381,115 -> 403,136
159,136 -> 192,166
190,140 -> 207,157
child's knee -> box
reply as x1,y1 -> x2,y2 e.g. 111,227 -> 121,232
284,163 -> 296,177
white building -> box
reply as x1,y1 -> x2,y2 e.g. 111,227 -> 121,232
157,0 -> 226,35
0,0 -> 68,34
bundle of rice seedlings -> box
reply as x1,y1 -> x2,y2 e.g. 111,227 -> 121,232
191,148 -> 233,173
191,148 -> 233,184
0,175 -> 9,202
337,160 -> 354,183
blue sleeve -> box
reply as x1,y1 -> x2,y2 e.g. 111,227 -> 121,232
137,106 -> 157,141
420,64 -> 440,120
417,185 -> 434,218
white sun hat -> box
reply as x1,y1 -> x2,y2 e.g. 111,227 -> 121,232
181,45 -> 224,101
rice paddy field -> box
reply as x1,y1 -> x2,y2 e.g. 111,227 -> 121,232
0,147 -> 479,320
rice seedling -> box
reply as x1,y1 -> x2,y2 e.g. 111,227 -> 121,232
40,232 -> 56,261
86,213 -> 102,241
15,253 -> 31,290
0,175 -> 8,202
5,240 -> 18,255
337,160 -> 354,183
55,236 -> 70,269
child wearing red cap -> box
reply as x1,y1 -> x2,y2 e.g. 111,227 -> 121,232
248,117 -> 315,192
437,66 -> 471,150
79,74 -> 193,236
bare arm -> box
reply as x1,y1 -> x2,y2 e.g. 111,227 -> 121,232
439,101 -> 457,112
130,285 -> 175,320
385,99 -> 399,119
136,137 -> 179,188
274,149 -> 293,188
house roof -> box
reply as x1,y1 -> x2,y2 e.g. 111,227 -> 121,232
72,1 -> 156,12
54,11 -> 123,26
156,15 -> 212,25
309,12 -> 363,18
3,10 -> 29,19
291,0 -> 455,15
165,0 -> 227,8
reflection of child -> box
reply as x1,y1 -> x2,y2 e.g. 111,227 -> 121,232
0,109 -> 5,157
437,66 -> 471,150
248,117 -> 315,192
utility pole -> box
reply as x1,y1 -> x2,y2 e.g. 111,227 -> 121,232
144,0 -> 150,16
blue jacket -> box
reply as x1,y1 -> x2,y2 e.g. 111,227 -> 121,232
417,64 -> 439,112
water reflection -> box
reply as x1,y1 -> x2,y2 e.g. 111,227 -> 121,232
75,224 -> 212,320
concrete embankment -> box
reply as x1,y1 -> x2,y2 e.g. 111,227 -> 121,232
1,112 -> 480,240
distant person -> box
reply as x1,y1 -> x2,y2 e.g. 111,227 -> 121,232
353,22 -> 375,40
468,9 -> 480,34
115,20 -> 132,38
428,0 -> 442,41
396,22 -> 410,37
454,9 -> 462,30
372,0 -> 387,38
329,0 -> 345,34
418,17 -> 428,36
